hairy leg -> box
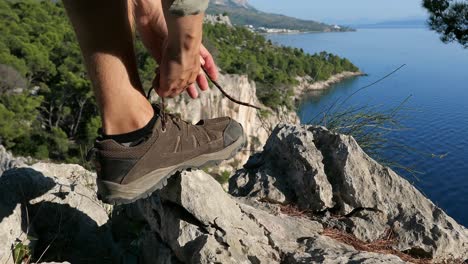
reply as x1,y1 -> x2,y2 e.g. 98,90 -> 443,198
63,0 -> 154,135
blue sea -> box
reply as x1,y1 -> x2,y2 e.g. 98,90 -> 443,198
267,28 -> 468,226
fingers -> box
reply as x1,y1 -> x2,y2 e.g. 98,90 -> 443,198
196,69 -> 209,91
155,44 -> 217,99
200,44 -> 218,81
156,71 -> 199,98
185,71 -> 198,98
193,45 -> 213,91
186,84 -> 198,99
156,50 -> 199,97
156,78 -> 187,98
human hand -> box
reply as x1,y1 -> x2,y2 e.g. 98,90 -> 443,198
156,42 -> 218,98
132,0 -> 218,98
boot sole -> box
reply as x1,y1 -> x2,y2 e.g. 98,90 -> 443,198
96,133 -> 246,205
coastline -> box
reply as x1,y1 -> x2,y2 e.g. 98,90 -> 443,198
261,29 -> 356,36
293,71 -> 365,100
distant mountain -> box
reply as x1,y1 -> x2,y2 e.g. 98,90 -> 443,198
355,19 -> 428,29
207,0 -> 352,32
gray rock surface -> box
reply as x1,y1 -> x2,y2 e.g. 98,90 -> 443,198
2,122 -> 467,263
282,235 -> 406,264
0,145 -> 25,174
204,14 -> 233,26
127,170 -> 405,264
230,123 -> 468,261
0,162 -> 117,264
230,124 -> 334,211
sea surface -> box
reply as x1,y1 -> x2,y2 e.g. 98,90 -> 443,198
267,28 -> 468,226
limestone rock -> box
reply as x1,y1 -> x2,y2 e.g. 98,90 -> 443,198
230,125 -> 335,211
0,163 -> 117,264
130,170 -> 405,264
230,123 -> 468,261
2,122 -> 467,263
139,229 -> 182,264
0,145 -> 25,174
134,170 -> 282,264
204,14 -> 232,27
283,235 -> 406,264
293,71 -> 364,102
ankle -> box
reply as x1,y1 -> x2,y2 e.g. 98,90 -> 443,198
102,101 -> 154,135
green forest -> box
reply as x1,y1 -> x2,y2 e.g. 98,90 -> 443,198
203,23 -> 359,108
0,0 -> 358,163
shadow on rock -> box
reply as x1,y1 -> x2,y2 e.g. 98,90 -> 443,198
0,168 -> 55,222
0,167 -> 118,264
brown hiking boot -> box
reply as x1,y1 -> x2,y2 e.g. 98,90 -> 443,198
89,106 -> 245,205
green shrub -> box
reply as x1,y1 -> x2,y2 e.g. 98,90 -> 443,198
217,170 -> 231,185
0,92 -> 43,148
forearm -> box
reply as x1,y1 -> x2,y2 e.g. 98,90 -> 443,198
154,0 -> 211,98
163,0 -> 204,63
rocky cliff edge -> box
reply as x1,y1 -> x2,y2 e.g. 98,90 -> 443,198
0,124 -> 467,264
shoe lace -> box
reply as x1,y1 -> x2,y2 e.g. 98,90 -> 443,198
146,66 -> 261,131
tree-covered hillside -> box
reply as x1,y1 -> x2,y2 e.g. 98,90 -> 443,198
0,0 -> 95,162
203,23 -> 359,108
0,0 -> 358,163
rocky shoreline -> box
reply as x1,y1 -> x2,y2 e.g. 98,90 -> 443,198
294,71 -> 365,100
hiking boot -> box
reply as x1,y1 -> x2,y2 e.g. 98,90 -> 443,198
89,107 -> 245,205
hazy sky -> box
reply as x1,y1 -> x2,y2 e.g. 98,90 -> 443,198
248,0 -> 428,24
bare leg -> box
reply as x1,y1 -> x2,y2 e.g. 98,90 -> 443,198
63,0 -> 154,135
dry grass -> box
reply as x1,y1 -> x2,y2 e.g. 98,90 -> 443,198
279,204 -> 313,218
279,204 -> 445,264
322,227 -> 432,264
